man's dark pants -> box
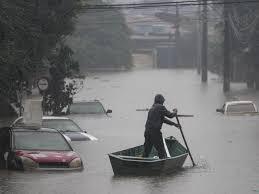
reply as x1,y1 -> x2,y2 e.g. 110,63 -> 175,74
143,130 -> 166,159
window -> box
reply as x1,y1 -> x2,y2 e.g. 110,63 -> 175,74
69,102 -> 105,114
14,131 -> 71,151
227,103 -> 256,113
42,119 -> 82,132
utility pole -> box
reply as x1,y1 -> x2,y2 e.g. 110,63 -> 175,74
197,0 -> 202,74
175,3 -> 180,67
223,0 -> 230,92
201,0 -> 208,82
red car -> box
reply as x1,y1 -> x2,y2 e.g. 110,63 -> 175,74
0,126 -> 83,170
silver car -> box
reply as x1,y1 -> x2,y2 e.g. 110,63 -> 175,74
12,116 -> 98,141
216,101 -> 258,115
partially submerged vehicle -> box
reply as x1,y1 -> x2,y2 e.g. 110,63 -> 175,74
12,116 -> 98,141
108,136 -> 188,175
41,116 -> 98,141
216,101 -> 258,115
0,126 -> 83,171
66,100 -> 112,116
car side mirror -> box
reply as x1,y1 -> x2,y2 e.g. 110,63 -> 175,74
216,108 -> 224,113
83,130 -> 87,133
106,109 -> 112,114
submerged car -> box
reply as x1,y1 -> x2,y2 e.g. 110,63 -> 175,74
66,100 -> 112,116
12,116 -> 98,141
0,126 -> 83,170
216,101 -> 258,115
62,101 -> 113,133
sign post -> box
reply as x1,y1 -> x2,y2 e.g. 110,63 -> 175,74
23,77 -> 49,127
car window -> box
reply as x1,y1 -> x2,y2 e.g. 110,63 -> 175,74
42,119 -> 82,132
69,102 -> 105,114
227,103 -> 256,113
13,131 -> 72,151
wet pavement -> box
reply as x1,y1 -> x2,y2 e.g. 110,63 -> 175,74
1,68 -> 259,194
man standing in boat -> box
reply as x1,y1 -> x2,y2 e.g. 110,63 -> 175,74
143,94 -> 180,159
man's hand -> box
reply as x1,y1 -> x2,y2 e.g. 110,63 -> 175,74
173,108 -> 178,114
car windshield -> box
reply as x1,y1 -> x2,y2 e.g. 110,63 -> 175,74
69,102 -> 105,114
42,119 -> 82,132
14,131 -> 71,151
227,103 -> 256,113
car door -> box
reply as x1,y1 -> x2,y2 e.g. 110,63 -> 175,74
6,129 -> 15,169
6,129 -> 22,170
0,127 -> 12,169
0,127 -> 8,168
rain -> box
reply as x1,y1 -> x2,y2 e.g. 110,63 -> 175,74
0,0 -> 259,194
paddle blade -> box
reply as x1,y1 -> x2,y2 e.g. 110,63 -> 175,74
177,114 -> 194,117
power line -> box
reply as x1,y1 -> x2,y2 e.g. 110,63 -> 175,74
73,11 -> 224,26
84,0 -> 258,7
76,8 -> 225,25
74,0 -> 259,26
77,7 -> 225,24
80,0 -> 259,11
76,18 -> 222,26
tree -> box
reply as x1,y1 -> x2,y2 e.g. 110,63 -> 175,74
42,44 -> 80,115
0,0 -> 79,106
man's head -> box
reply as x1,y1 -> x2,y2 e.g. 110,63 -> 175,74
154,94 -> 165,105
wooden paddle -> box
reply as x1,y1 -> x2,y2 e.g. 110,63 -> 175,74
175,114 -> 196,166
162,136 -> 171,157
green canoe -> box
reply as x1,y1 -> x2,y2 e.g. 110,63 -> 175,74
108,136 -> 188,175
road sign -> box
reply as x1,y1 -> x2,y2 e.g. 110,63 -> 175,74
37,77 -> 49,91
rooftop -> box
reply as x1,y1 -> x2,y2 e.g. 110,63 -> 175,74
226,101 -> 254,105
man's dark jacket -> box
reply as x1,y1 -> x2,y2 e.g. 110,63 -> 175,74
145,103 -> 177,133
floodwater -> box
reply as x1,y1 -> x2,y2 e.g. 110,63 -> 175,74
1,68 -> 259,194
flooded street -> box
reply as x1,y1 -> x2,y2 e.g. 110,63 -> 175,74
1,68 -> 259,194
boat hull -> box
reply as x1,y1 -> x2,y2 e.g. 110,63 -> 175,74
108,136 -> 188,175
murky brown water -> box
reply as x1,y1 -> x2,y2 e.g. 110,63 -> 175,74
1,68 -> 259,194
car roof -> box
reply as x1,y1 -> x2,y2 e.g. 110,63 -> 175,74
72,100 -> 102,104
16,116 -> 71,120
12,127 -> 59,133
226,101 -> 255,106
42,116 -> 70,120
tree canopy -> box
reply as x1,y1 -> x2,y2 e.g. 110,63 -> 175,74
0,0 -> 132,114
0,0 -> 78,102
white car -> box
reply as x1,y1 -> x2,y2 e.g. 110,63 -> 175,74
12,116 -> 98,141
216,101 -> 258,115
